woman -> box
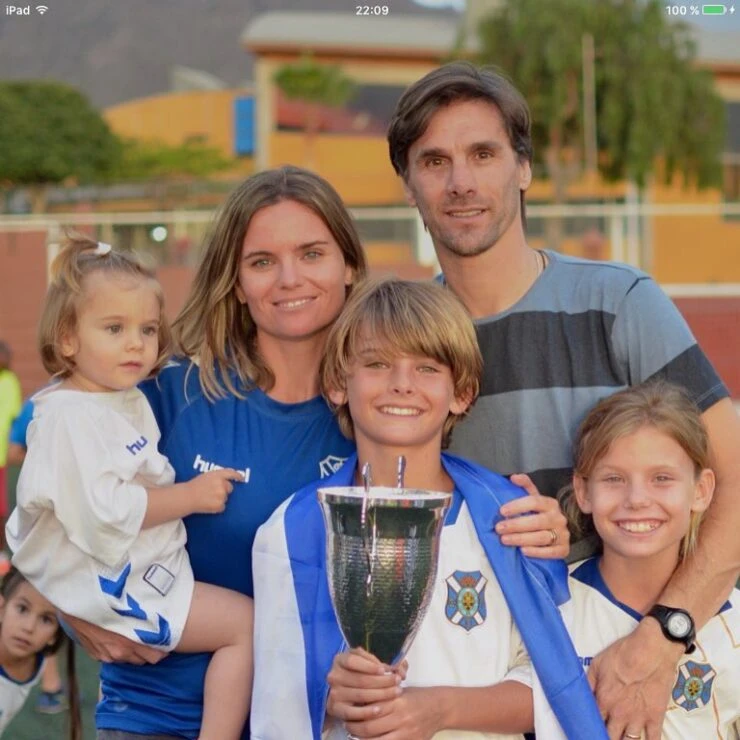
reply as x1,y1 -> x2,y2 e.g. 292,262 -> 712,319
64,166 -> 366,740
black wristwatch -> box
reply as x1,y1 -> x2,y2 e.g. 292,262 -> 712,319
645,604 -> 696,654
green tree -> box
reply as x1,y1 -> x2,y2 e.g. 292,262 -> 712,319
0,81 -> 122,211
111,136 -> 233,182
471,0 -> 726,245
273,55 -> 357,166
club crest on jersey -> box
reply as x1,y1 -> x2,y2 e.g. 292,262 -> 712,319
319,455 -> 347,478
672,660 -> 716,712
445,570 -> 487,631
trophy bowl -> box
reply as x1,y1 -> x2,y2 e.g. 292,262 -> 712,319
318,486 -> 451,665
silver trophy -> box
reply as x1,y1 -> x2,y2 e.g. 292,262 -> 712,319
317,460 -> 451,667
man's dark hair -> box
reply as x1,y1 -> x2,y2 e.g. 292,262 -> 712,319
388,62 -> 533,219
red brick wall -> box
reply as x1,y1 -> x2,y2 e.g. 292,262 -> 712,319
674,297 -> 740,399
0,231 -> 49,396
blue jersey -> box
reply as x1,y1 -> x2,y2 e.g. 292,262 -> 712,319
96,360 -> 354,739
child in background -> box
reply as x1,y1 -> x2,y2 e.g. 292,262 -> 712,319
0,568 -> 80,738
251,278 -> 607,740
561,382 -> 739,739
6,236 -> 253,740
7,396 -> 67,715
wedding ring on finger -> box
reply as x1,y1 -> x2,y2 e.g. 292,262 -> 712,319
548,528 -> 558,546
623,732 -> 642,739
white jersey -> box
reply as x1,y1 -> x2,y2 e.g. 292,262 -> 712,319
257,496 -> 540,740
6,386 -> 194,650
388,500 -> 531,740
569,558 -> 740,740
0,656 -> 43,735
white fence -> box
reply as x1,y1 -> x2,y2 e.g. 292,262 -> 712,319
1,201 -> 740,282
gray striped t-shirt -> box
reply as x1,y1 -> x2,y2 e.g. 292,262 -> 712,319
448,250 -> 728,499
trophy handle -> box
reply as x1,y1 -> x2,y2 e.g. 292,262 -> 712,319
360,501 -> 377,598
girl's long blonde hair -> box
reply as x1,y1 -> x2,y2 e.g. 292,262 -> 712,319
172,166 -> 368,400
559,381 -> 711,559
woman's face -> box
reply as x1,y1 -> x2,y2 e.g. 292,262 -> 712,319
236,200 -> 354,350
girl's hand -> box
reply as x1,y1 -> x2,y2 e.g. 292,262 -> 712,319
326,648 -> 405,725
186,468 -> 244,514
60,613 -> 164,665
495,474 -> 570,559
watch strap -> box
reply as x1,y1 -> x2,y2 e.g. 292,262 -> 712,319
646,604 -> 696,654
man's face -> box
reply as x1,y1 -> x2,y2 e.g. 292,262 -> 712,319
403,99 -> 531,260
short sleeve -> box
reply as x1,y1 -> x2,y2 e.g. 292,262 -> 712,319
611,277 -> 727,411
30,406 -> 148,569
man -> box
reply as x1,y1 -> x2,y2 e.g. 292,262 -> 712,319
384,61 -> 740,740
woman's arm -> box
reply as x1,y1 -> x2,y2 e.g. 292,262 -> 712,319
61,613 -> 165,665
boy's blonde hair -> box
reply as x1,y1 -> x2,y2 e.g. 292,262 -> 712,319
39,233 -> 171,379
558,381 -> 711,559
321,277 -> 482,447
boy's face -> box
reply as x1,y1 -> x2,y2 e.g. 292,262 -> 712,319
329,337 -> 469,456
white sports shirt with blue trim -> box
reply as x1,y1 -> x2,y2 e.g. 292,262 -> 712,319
569,557 -> 740,739
252,453 -> 608,740
7,385 -> 194,650
0,656 -> 44,735
255,495 -> 535,740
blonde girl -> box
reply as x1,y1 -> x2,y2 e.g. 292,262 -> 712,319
561,381 -> 739,739
7,236 -> 253,740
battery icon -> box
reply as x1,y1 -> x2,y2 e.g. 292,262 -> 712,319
702,4 -> 727,13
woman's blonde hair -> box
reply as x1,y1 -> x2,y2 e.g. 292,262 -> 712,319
38,233 -> 171,379
321,277 -> 482,447
558,381 -> 711,559
172,166 -> 368,400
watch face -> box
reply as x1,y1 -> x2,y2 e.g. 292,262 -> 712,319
667,612 -> 692,638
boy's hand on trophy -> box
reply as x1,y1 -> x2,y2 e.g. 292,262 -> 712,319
342,686 -> 442,740
495,474 -> 570,559
326,648 -> 402,724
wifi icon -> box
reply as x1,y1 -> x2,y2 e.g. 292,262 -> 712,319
36,5 -> 49,13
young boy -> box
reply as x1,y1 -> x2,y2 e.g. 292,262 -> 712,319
250,278 -> 607,740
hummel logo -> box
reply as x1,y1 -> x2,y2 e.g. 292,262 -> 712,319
126,436 -> 148,455
319,455 -> 347,479
192,453 -> 250,483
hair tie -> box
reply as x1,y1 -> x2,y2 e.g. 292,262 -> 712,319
94,242 -> 112,256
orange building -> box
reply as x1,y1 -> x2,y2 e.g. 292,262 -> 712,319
241,10 -> 740,282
